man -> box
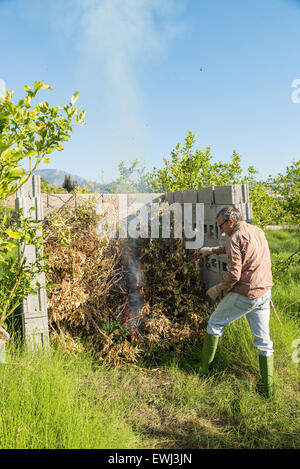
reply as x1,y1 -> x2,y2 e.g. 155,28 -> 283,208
198,206 -> 274,398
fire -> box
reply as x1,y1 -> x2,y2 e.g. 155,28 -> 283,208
120,284 -> 148,344
139,286 -> 147,299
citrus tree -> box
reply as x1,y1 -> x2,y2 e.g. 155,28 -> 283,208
0,81 -> 85,328
148,131 -> 298,228
148,131 -> 246,191
272,160 -> 299,224
110,158 -> 151,193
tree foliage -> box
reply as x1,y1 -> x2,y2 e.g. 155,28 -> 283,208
62,174 -> 77,193
110,158 -> 151,193
247,161 -> 299,227
272,160 -> 299,224
0,81 -> 85,201
149,131 -> 246,191
148,131 -> 299,229
0,82 -> 85,328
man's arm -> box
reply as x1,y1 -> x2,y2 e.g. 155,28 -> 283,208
212,245 -> 226,255
198,244 -> 226,258
219,239 -> 242,292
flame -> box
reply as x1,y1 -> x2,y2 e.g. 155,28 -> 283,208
140,286 -> 146,297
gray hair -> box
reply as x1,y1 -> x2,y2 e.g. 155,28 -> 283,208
216,206 -> 243,222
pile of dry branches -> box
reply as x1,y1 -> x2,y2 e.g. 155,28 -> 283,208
44,197 -> 209,365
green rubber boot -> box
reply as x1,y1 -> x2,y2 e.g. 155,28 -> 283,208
258,355 -> 274,399
199,333 -> 219,375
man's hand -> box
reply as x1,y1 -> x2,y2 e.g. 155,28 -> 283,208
206,284 -> 221,300
198,247 -> 213,258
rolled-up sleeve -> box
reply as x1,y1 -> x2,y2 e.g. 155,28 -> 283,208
219,239 -> 242,291
212,245 -> 226,255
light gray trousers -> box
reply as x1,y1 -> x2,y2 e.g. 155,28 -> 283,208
207,289 -> 273,356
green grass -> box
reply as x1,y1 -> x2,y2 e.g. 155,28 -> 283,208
266,227 -> 300,321
0,347 -> 142,449
0,227 -> 299,449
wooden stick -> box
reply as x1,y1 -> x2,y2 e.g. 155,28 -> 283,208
270,299 -> 283,326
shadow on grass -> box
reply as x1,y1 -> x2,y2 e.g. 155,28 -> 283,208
136,415 -> 233,449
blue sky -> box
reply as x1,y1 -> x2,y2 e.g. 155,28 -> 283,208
0,0 -> 300,184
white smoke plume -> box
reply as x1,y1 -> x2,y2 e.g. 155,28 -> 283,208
6,0 -> 185,174
8,0 -> 187,173
71,0 -> 185,166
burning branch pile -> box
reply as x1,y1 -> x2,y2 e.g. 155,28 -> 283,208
44,197 -> 209,365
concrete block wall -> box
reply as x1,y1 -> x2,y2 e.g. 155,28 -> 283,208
14,179 -> 251,346
15,176 -> 49,349
97,193 -> 165,239
41,183 -> 252,292
167,184 -> 252,291
96,184 -> 251,291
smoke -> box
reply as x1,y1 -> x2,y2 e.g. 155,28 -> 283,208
121,238 -> 146,339
71,0 -> 185,166
4,0 -> 185,173
46,0 -> 185,171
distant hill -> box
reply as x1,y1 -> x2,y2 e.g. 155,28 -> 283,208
34,169 -> 113,193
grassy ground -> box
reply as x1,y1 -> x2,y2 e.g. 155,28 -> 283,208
0,227 -> 299,449
0,348 -> 141,449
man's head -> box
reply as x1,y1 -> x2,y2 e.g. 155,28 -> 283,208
216,206 -> 242,236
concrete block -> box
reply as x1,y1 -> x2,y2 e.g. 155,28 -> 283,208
25,330 -> 50,349
219,254 -> 228,273
16,175 -> 37,198
17,196 -> 44,220
15,196 -> 33,218
197,187 -> 214,204
204,203 -> 224,224
205,255 -> 219,273
234,203 -> 243,220
16,175 -> 49,350
200,269 -> 223,291
181,189 -> 198,203
214,184 -> 250,205
165,192 -> 174,204
126,194 -> 152,205
22,291 -> 48,320
24,315 -> 49,331
32,174 -> 41,197
34,197 -> 44,220
22,244 -> 36,266
245,203 -> 253,223
23,315 -> 50,349
172,190 -> 184,203
242,184 -> 250,203
214,185 -> 239,204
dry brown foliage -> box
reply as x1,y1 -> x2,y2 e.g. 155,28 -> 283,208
44,197 -> 209,366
